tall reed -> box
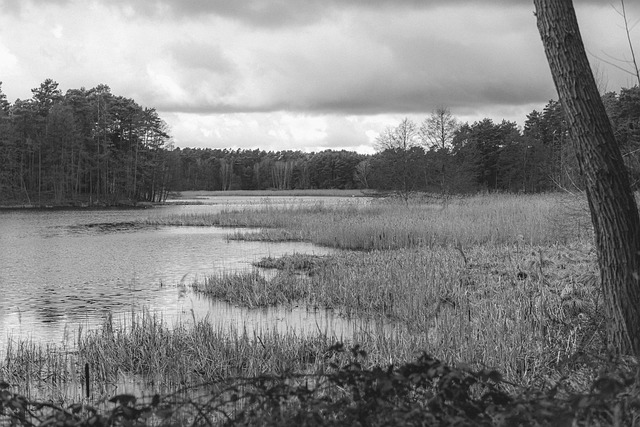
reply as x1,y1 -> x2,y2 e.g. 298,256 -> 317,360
192,240 -> 600,386
146,193 -> 590,250
2,311 -> 431,402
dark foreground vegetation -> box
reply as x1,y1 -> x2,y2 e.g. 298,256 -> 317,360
1,344 -> 638,426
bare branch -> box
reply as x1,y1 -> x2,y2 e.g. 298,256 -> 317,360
619,0 -> 640,86
419,107 -> 459,151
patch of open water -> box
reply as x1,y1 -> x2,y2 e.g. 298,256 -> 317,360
0,195 -> 374,347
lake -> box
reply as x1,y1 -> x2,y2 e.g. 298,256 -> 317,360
0,195 -> 370,347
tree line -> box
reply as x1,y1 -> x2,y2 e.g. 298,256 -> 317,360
165,148 -> 366,192
370,89 -> 640,198
1,80 -> 640,204
0,79 -> 172,205
166,88 -> 640,197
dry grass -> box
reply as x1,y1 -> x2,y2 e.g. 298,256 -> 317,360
147,193 -> 591,250
189,240 -> 602,387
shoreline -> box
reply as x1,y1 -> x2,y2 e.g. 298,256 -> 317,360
0,189 -> 377,210
0,200 -> 156,211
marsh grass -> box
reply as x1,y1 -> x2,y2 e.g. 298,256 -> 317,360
189,240 -> 602,387
78,312 -> 341,388
227,228 -> 306,242
191,271 -> 307,307
146,193 -> 589,250
253,253 -> 333,273
1,192 -> 614,423
1,340 -> 80,399
1,311 -> 426,404
175,192 -> 602,387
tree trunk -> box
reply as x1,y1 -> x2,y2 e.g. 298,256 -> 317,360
534,0 -> 640,355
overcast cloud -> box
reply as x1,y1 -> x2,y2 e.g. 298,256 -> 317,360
1,0 -> 639,153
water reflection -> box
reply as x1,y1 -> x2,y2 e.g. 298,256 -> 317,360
172,292 -> 382,339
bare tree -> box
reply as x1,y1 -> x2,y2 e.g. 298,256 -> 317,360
535,0 -> 640,355
375,118 -> 421,203
420,107 -> 459,194
375,118 -> 420,152
590,0 -> 640,88
614,0 -> 640,86
419,107 -> 459,151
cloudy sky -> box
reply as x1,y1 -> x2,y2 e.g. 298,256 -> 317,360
1,0 -> 639,153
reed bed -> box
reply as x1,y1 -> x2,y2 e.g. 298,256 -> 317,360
1,311 -> 429,403
146,193 -> 590,250
176,192 -> 601,387
77,312 -> 338,389
191,240 -> 601,387
253,253 -> 332,272
191,270 -> 306,307
1,192 -> 605,414
1,340 -> 82,400
78,312 -> 426,382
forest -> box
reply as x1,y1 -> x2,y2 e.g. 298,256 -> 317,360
0,79 -> 171,205
1,79 -> 640,204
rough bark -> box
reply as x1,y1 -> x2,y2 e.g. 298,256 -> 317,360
534,0 -> 640,355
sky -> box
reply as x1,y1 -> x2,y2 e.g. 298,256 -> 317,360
1,0 -> 639,154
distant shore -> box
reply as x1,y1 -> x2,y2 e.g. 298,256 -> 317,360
173,189 -> 372,199
0,199 -> 155,210
0,189 -> 377,210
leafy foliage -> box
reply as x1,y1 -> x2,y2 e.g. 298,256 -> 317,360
0,80 -> 172,204
1,345 -> 638,426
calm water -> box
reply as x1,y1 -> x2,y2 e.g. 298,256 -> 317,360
0,195 -> 368,346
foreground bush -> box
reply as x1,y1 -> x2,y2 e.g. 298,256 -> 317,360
1,344 -> 638,426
